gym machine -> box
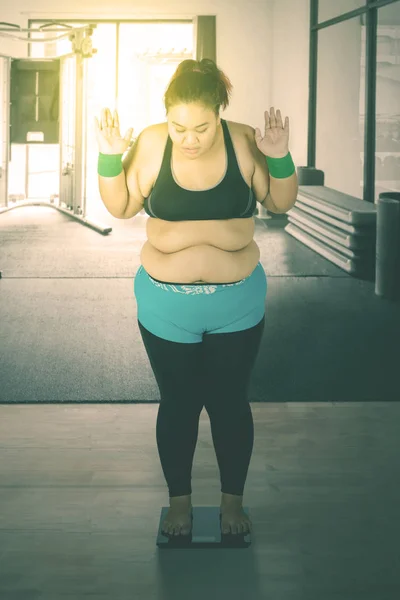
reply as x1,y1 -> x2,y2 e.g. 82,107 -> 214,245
0,21 -> 112,235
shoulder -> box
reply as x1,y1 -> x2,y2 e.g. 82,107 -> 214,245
229,121 -> 255,145
139,123 -> 163,146
239,122 -> 255,138
240,122 -> 258,152
225,121 -> 258,157
240,122 -> 266,167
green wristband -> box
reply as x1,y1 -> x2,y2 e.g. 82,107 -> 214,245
98,153 -> 124,177
266,151 -> 296,179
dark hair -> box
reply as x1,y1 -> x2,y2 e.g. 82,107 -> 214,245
164,58 -> 233,117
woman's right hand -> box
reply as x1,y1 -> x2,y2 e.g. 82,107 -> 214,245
94,108 -> 134,155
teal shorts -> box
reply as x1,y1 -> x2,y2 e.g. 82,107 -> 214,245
134,262 -> 268,344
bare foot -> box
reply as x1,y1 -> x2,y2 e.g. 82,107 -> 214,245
220,505 -> 252,535
162,495 -> 193,537
220,494 -> 252,535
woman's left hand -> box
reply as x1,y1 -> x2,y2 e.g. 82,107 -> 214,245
254,107 -> 290,158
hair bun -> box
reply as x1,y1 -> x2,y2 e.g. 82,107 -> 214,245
164,58 -> 233,115
197,59 -> 218,76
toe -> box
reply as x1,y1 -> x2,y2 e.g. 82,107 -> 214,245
222,523 -> 230,534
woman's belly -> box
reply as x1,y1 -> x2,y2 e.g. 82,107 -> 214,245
141,217 -> 260,284
140,239 -> 260,283
146,217 -> 255,253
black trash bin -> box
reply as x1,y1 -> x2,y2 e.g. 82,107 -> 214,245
375,192 -> 400,301
296,166 -> 324,186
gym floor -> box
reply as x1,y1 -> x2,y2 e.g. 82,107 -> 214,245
0,205 -> 399,599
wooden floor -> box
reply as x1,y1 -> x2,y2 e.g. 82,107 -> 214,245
0,402 -> 399,600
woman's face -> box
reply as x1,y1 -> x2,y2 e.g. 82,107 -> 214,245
167,103 -> 221,159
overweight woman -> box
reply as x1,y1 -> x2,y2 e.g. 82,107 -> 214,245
96,58 -> 298,538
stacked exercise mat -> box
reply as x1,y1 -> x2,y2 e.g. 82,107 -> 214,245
285,168 -> 377,280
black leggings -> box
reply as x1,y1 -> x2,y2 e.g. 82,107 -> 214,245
138,316 -> 265,498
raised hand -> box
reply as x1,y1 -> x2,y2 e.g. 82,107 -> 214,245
94,108 -> 133,155
254,107 -> 290,158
